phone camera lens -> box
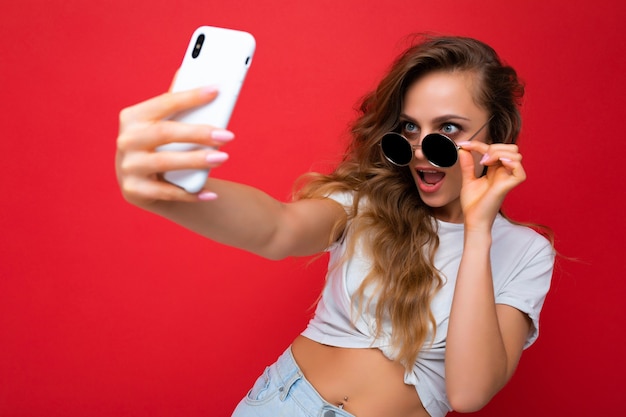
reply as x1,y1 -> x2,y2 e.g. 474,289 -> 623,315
192,34 -> 205,58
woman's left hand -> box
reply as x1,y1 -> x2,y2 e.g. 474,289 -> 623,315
456,141 -> 526,231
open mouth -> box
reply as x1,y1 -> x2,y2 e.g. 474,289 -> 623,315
418,169 -> 445,186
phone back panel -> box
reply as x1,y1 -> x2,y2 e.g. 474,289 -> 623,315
171,26 -> 255,128
159,26 -> 255,193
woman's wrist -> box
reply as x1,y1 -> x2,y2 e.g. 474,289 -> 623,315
463,227 -> 493,248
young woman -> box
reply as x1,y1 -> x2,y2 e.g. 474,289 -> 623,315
116,35 -> 554,417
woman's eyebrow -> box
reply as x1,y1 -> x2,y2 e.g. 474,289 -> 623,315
398,113 -> 417,123
433,114 -> 471,124
399,113 -> 471,124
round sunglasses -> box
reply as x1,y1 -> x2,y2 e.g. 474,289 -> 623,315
380,117 -> 493,168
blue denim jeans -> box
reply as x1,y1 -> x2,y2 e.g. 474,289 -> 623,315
231,347 -> 356,417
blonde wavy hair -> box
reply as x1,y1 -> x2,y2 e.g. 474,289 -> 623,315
295,34 -> 525,370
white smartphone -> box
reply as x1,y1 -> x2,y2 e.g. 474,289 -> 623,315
157,26 -> 256,193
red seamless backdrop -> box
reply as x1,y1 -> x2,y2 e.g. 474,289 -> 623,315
1,0 -> 625,416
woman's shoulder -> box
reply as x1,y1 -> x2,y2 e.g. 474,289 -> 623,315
493,214 -> 554,256
326,190 -> 354,207
325,190 -> 369,214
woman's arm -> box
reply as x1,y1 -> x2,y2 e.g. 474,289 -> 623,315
149,181 -> 346,260
444,141 -> 530,412
116,87 -> 346,260
445,230 -> 530,412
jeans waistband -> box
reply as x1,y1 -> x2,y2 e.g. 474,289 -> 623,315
273,347 -> 354,417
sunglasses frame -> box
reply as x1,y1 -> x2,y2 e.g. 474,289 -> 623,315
380,116 -> 493,168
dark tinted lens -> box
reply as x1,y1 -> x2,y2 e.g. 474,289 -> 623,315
422,134 -> 458,167
381,133 -> 413,166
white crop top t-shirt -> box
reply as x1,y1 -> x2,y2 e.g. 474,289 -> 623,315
301,192 -> 555,417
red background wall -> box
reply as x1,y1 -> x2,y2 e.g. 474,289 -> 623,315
1,0 -> 624,415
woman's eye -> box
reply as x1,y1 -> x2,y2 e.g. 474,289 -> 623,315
441,123 -> 460,136
403,122 -> 418,134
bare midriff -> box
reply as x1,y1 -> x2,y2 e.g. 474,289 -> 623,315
291,335 -> 430,417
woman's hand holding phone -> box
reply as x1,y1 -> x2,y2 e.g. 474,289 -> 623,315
115,87 -> 234,207
116,25 -> 256,208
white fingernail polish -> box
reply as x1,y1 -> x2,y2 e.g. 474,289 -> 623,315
206,152 -> 229,163
198,191 -> 218,201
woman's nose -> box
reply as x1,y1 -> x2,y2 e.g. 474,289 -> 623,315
411,141 -> 424,159
409,132 -> 430,148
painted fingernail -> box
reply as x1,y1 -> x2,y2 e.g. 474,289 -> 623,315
211,130 -> 235,142
198,191 -> 218,201
205,151 -> 229,163
457,141 -> 471,147
480,154 -> 490,165
201,86 -> 219,95
499,157 -> 512,162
